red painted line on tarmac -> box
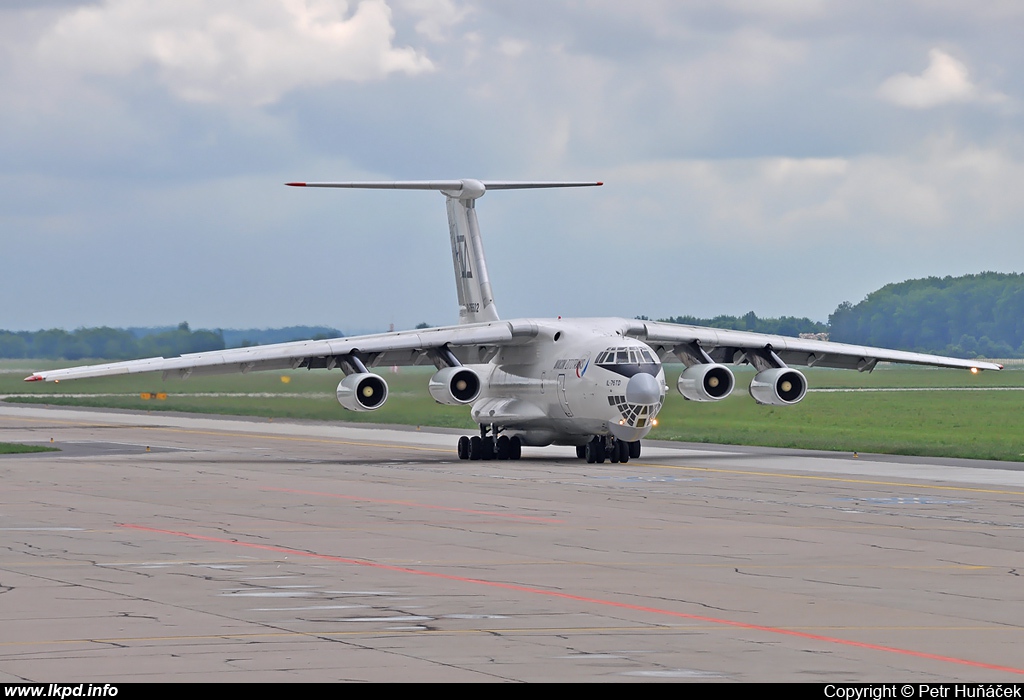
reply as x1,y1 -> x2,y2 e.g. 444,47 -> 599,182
118,523 -> 1024,675
263,487 -> 564,524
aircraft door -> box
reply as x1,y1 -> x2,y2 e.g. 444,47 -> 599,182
557,374 -> 573,417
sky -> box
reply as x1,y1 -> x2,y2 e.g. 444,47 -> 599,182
2,0 -> 1023,333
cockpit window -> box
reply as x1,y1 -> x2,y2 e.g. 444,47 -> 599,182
597,347 -> 659,365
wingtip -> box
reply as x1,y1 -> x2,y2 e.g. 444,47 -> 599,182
596,181 -> 604,186
285,182 -> 306,187
24,374 -> 43,382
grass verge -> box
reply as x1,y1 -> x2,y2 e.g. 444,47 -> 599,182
3,360 -> 1021,461
0,442 -> 59,454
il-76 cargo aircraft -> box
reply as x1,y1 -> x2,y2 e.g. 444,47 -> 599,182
26,179 -> 1001,463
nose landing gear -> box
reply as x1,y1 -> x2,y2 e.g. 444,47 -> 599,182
578,436 -> 639,464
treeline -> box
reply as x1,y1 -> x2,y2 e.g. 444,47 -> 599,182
122,325 -> 342,348
0,323 -> 344,360
654,312 -> 828,337
0,323 -> 225,361
656,272 -> 1024,359
828,272 -> 1024,358
222,326 -> 341,347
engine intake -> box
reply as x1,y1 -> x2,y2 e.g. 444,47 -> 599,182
429,367 -> 481,405
749,368 -> 807,406
677,363 -> 735,402
336,373 -> 389,411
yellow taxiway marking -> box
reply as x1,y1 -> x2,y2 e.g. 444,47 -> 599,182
0,414 -> 446,453
149,425 -> 447,452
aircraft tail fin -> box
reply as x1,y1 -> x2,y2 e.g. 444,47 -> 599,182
288,179 -> 602,325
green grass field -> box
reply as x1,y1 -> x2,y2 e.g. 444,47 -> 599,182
3,359 -> 1021,461
0,442 -> 59,454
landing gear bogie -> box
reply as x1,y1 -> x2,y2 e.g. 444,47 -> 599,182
458,425 -> 520,461
579,436 -> 638,464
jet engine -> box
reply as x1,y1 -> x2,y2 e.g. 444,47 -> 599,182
677,363 -> 735,402
336,373 -> 389,411
748,367 -> 807,406
428,367 -> 481,405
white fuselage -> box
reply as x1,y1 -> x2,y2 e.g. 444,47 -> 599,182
466,318 -> 668,447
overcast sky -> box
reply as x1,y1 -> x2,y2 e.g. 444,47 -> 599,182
2,1 -> 1023,333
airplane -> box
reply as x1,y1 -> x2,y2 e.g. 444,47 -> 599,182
25,179 -> 1002,463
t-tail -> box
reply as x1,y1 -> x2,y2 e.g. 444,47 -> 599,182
287,179 -> 602,324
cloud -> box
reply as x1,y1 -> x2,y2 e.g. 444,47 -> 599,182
35,0 -> 434,106
394,0 -> 470,41
5,2 -> 1024,329
876,48 -> 1005,109
593,139 -> 1024,248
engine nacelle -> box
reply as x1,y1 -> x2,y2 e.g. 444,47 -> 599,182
677,363 -> 735,402
749,367 -> 807,406
428,367 -> 481,405
336,373 -> 389,411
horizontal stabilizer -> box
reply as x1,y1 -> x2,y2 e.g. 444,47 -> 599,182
286,180 -> 602,192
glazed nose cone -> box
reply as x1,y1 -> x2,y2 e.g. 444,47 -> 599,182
626,372 -> 661,406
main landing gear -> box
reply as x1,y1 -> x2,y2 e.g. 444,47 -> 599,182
457,425 -> 522,461
575,436 -> 641,464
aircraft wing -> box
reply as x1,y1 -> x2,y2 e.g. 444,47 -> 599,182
633,320 -> 1003,372
24,321 -> 540,383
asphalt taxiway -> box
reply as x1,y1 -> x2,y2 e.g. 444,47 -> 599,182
1,403 -> 1022,682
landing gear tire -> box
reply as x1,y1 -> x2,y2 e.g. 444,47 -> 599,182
628,441 -> 641,459
618,440 -> 630,463
457,436 -> 470,460
469,436 -> 483,460
496,435 -> 510,460
585,438 -> 605,464
480,437 -> 495,460
576,445 -> 586,460
509,435 -> 522,460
